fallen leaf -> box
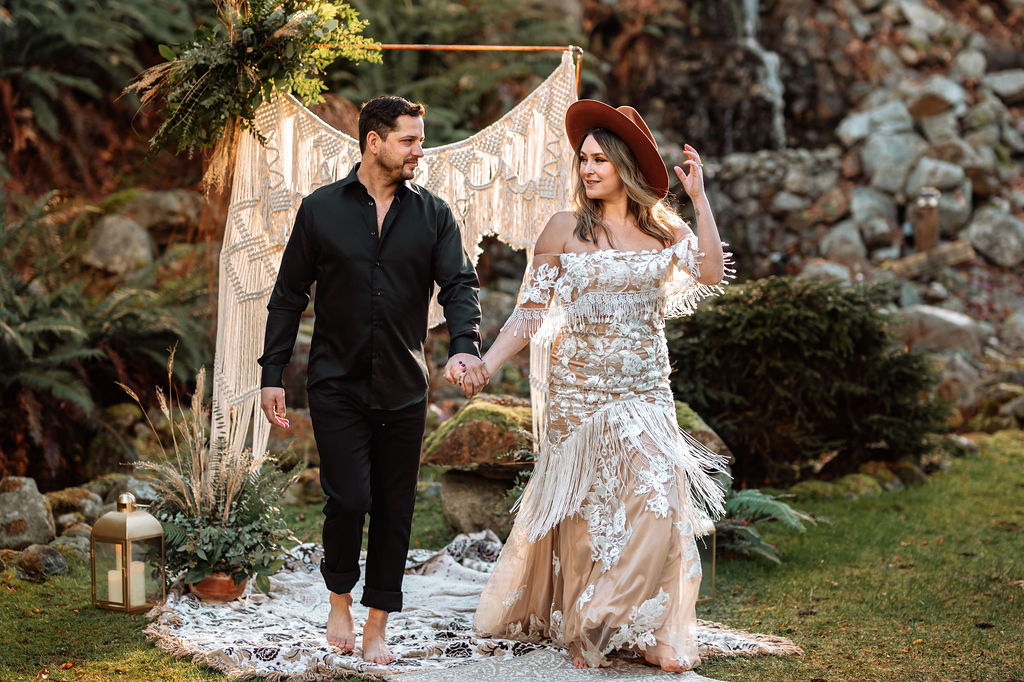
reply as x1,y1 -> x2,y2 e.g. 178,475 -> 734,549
36,669 -> 49,680
32,608 -> 41,613
60,662 -> 74,669
974,622 -> 995,628
912,638 -> 923,644
798,609 -> 817,616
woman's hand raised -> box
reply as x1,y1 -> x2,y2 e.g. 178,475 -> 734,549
672,143 -> 705,200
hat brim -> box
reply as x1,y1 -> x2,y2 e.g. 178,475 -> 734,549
565,100 -> 670,199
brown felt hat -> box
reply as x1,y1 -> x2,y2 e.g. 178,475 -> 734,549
565,99 -> 670,199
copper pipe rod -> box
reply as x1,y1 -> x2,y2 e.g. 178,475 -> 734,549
322,44 -> 584,95
378,44 -> 578,52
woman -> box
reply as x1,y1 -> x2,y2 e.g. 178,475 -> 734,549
462,100 -> 732,672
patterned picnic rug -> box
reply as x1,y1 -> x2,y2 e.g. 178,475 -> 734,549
144,532 -> 800,680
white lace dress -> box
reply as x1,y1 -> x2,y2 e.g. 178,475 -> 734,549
473,235 -> 731,668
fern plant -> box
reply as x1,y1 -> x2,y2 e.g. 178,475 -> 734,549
0,195 -> 211,487
124,354 -> 299,591
715,488 -> 816,564
0,0 -> 200,183
127,0 -> 380,190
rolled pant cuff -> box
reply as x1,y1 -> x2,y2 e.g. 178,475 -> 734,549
361,586 -> 403,613
321,561 -> 360,596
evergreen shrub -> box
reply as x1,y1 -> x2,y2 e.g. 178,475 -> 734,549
666,276 -> 949,486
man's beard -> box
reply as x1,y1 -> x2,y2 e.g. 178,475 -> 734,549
376,153 -> 416,183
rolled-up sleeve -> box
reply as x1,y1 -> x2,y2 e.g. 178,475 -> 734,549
432,205 -> 481,358
258,203 -> 316,387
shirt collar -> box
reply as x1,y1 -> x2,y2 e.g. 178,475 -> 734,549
341,162 -> 420,200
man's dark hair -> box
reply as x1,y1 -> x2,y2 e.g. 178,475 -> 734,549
358,96 -> 426,153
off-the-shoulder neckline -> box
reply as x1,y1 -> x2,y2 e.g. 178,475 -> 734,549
540,235 -> 696,259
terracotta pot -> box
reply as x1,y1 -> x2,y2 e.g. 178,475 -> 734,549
188,572 -> 249,602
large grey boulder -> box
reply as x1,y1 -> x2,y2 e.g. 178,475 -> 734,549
919,111 -> 960,144
850,186 -> 898,224
797,259 -> 852,284
951,49 -> 987,81
982,69 -> 1024,104
0,477 -> 56,550
1001,311 -> 1024,348
965,206 -> 1024,268
119,189 -> 204,233
897,0 -> 947,36
894,305 -> 990,358
820,220 -> 869,273
862,132 -> 928,195
16,544 -> 69,582
439,470 -> 514,542
905,157 -> 966,196
935,352 -> 982,409
902,75 -> 968,118
81,215 -> 155,274
837,100 -> 913,147
860,217 -> 896,249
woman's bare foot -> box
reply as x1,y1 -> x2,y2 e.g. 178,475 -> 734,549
644,653 -> 692,673
326,592 -> 355,651
362,607 -> 395,665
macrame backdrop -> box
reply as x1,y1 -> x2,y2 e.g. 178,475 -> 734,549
211,51 -> 578,459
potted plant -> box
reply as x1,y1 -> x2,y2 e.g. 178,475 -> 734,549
121,353 -> 298,600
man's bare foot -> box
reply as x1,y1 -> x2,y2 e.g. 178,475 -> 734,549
572,657 -> 590,669
326,592 -> 355,651
362,607 -> 395,665
644,653 -> 692,673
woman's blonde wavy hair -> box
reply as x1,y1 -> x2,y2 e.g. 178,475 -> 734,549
572,127 -> 684,249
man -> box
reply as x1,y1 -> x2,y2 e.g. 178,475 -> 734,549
258,96 -> 487,664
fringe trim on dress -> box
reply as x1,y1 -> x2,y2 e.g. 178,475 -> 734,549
512,397 -> 729,543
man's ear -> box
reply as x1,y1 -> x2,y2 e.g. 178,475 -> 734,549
365,130 -> 382,155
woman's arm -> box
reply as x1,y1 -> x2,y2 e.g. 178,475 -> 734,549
472,211 -> 572,392
674,143 -> 724,285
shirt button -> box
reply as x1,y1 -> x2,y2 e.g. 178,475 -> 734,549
375,261 -> 382,268
368,200 -> 373,205
375,290 -> 382,296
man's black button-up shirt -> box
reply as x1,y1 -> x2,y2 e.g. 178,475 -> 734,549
258,163 -> 482,410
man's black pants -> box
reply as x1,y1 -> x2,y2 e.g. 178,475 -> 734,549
307,381 -> 427,613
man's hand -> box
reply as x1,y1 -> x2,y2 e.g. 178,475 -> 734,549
261,387 -> 290,428
444,353 -> 488,398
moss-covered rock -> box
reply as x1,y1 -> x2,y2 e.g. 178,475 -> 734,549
674,401 -> 733,458
836,473 -> 883,498
421,394 -> 533,475
43,487 -> 104,522
858,461 -> 905,491
82,473 -> 133,500
890,459 -> 929,487
439,469 -> 515,541
788,479 -> 842,501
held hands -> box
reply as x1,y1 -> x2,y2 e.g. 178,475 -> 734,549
260,387 -> 290,428
444,353 -> 489,398
673,144 -> 705,200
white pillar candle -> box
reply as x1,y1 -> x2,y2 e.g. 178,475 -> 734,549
107,569 -> 123,604
129,561 -> 146,607
115,543 -> 122,571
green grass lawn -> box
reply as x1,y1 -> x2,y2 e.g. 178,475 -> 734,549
697,430 -> 1024,682
1,434 -> 1021,681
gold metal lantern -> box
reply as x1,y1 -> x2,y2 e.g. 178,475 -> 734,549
90,492 -> 165,612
